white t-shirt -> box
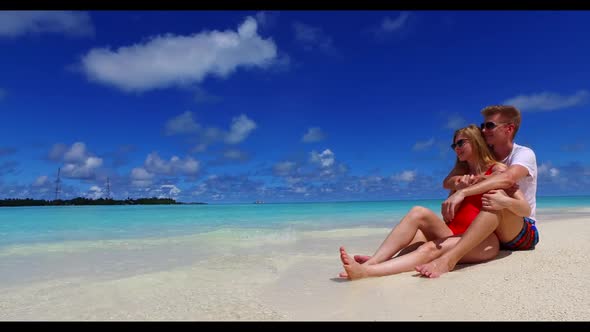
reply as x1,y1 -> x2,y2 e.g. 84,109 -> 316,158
502,143 -> 537,220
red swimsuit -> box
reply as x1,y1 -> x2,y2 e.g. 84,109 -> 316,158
447,165 -> 495,236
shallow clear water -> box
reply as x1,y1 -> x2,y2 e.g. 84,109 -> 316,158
0,196 -> 587,249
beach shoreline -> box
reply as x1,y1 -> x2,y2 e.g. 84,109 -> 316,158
0,208 -> 588,321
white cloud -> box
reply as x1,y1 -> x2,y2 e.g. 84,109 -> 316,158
302,127 -> 325,143
86,185 -> 104,199
380,12 -> 410,32
62,156 -> 103,179
211,193 -> 225,201
144,152 -> 200,176
503,90 -> 589,112
131,167 -> 153,180
131,167 -> 154,187
49,142 -> 103,179
165,112 -> 257,150
285,176 -> 302,185
0,11 -> 94,38
310,149 -> 335,168
85,157 -> 102,168
225,114 -> 257,144
292,186 -> 307,194
80,16 -> 278,92
145,153 -> 172,174
413,138 -> 435,151
160,184 -> 181,197
64,142 -> 89,163
392,170 -> 416,182
164,111 -> 201,135
176,157 -> 200,175
538,163 -> 560,178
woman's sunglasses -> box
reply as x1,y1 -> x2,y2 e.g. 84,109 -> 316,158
480,121 -> 510,130
451,139 -> 468,149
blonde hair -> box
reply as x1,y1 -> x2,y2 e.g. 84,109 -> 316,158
480,105 -> 522,139
453,124 -> 499,175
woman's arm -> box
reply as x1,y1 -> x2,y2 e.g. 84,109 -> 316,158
442,164 -> 469,190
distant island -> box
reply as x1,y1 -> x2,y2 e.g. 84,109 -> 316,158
0,197 -> 207,207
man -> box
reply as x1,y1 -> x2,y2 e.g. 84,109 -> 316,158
415,105 -> 539,278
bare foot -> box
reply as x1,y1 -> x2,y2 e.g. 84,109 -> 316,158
338,246 -> 349,278
339,246 -> 349,265
415,256 -> 455,278
338,255 -> 372,277
339,246 -> 369,280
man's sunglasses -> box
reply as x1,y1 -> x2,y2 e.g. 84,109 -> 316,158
480,121 -> 510,130
451,139 -> 468,149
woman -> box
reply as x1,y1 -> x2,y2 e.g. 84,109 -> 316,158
339,124 -> 531,280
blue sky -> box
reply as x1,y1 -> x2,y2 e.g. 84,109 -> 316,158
1,10 -> 589,203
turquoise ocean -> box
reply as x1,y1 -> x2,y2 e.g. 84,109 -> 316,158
1,196 -> 589,249
0,196 -> 588,286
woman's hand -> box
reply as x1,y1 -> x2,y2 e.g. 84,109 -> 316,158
454,175 -> 473,190
442,190 -> 465,223
454,174 -> 485,190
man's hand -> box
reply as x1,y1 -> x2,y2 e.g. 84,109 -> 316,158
442,190 -> 465,223
482,189 -> 510,211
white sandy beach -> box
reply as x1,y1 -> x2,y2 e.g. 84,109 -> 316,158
0,208 -> 588,321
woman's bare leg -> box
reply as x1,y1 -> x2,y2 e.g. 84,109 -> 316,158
340,207 -> 450,278
341,233 -> 499,281
362,206 -> 453,265
341,232 -> 426,278
354,230 -> 427,264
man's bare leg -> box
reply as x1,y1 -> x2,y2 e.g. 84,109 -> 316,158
494,209 -> 529,244
416,209 -> 524,278
415,210 -> 500,278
